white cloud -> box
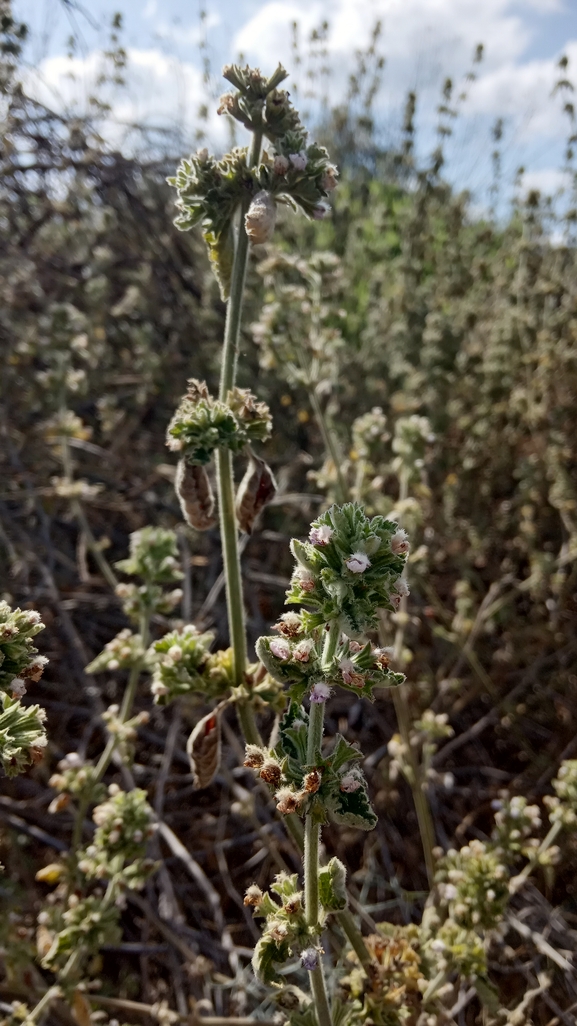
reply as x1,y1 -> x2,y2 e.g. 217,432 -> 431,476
23,47 -> 228,153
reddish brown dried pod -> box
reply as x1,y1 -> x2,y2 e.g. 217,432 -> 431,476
176,459 -> 217,531
187,709 -> 221,789
235,453 -> 277,534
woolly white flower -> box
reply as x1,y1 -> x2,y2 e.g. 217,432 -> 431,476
309,524 -> 333,546
301,947 -> 319,971
269,639 -> 291,661
297,568 -> 316,592
390,529 -> 410,555
310,681 -> 332,704
340,773 -> 361,793
345,551 -> 371,573
293,639 -> 314,663
273,154 -> 290,175
394,577 -> 410,597
289,151 -> 307,171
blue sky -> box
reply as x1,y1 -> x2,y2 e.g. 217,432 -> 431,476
15,0 -> 577,205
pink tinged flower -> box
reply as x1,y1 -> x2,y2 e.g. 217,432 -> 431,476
312,202 -> 330,220
293,639 -> 314,663
309,524 -> 333,546
391,593 -> 401,610
273,154 -> 290,175
348,640 -> 364,653
289,151 -> 308,171
321,167 -> 338,192
345,551 -> 371,574
297,569 -> 316,592
339,658 -> 365,688
301,947 -> 319,971
340,773 -> 361,793
390,529 -> 410,555
269,639 -> 291,661
310,681 -> 332,704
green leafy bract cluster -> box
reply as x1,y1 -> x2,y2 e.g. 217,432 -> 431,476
0,693 -> 47,778
0,601 -> 48,777
544,760 -> 577,827
149,624 -> 217,703
248,862 -> 346,985
0,600 -> 47,693
246,702 -> 378,831
288,504 -> 408,636
113,526 -> 183,623
168,63 -> 337,298
490,793 -> 542,858
85,628 -> 145,674
166,380 -> 272,466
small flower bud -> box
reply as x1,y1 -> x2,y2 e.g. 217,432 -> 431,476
269,639 -> 291,661
309,524 -> 333,546
345,551 -> 371,574
260,759 -> 282,787
293,639 -> 314,662
303,769 -> 322,793
243,745 -> 265,770
275,786 -> 303,815
297,569 -> 315,592
244,884 -> 263,907
391,529 -> 410,554
340,773 -> 361,793
289,152 -> 308,171
321,166 -> 338,192
310,681 -> 332,704
273,612 -> 303,638
301,947 -> 319,971
312,202 -> 330,220
273,154 -> 290,175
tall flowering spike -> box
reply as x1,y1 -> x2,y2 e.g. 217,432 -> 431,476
256,503 -> 407,702
167,63 -> 338,298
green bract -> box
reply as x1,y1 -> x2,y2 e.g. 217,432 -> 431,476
0,693 -> 47,777
166,380 -> 272,465
149,624 -> 216,704
168,65 -> 337,298
0,600 -> 47,693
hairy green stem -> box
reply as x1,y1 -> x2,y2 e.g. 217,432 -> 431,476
215,128 -> 263,736
304,699 -> 333,1026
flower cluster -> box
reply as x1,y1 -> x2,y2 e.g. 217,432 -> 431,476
168,64 -> 337,297
544,760 -> 577,828
166,380 -> 272,466
85,628 -> 145,674
0,692 -> 47,778
48,752 -> 106,811
341,925 -> 424,1026
149,624 -> 216,703
491,792 -> 542,859
0,602 -> 48,777
88,785 -> 156,866
391,414 -> 434,483
351,407 -> 390,464
434,840 -> 509,932
256,505 -> 408,704
247,862 -> 345,986
112,526 -> 183,623
38,896 -> 122,972
0,600 -> 47,694
245,702 -> 378,831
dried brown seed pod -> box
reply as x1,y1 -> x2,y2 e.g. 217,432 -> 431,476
243,744 -> 265,769
259,758 -> 282,787
235,453 -> 277,534
303,769 -> 322,794
187,710 -> 221,789
245,190 -> 277,245
176,459 -> 217,531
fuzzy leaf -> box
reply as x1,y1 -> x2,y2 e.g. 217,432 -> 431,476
318,857 -> 348,911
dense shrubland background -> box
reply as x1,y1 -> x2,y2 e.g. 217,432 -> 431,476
1,6 -> 577,1024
